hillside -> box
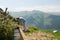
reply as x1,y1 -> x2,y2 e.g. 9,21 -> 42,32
25,26 -> 60,40
10,10 -> 60,31
26,31 -> 57,40
0,8 -> 60,40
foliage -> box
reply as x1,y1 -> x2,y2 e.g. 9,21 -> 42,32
0,8 -> 17,40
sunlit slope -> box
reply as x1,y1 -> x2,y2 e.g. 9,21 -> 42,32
25,26 -> 60,40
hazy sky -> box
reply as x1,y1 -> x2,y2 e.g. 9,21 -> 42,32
0,0 -> 60,12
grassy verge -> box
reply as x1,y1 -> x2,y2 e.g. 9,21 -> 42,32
24,26 -> 39,34
40,29 -> 60,40
25,26 -> 60,40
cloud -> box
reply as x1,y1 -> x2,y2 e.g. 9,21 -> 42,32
0,5 -> 60,12
14,5 -> 60,12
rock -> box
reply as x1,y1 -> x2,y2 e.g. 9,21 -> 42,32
53,30 -> 57,33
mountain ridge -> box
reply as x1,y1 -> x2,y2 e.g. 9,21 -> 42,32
10,10 -> 60,31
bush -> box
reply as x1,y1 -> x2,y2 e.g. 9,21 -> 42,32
0,8 -> 17,40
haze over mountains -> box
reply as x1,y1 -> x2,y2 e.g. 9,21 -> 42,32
10,10 -> 60,31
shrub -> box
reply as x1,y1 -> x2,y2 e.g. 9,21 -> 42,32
0,8 -> 17,40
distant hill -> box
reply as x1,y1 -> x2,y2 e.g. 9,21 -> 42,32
10,10 -> 60,31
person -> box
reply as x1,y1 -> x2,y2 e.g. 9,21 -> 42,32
16,17 -> 27,31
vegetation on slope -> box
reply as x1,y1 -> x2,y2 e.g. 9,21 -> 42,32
25,26 -> 39,34
0,8 -> 17,40
41,30 -> 60,40
25,26 -> 60,40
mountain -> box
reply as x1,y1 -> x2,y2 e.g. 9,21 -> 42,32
47,12 -> 60,15
10,10 -> 60,31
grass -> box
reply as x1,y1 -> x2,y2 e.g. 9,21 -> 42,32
52,31 -> 60,40
24,26 -> 60,40
24,26 -> 39,34
40,29 -> 60,40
